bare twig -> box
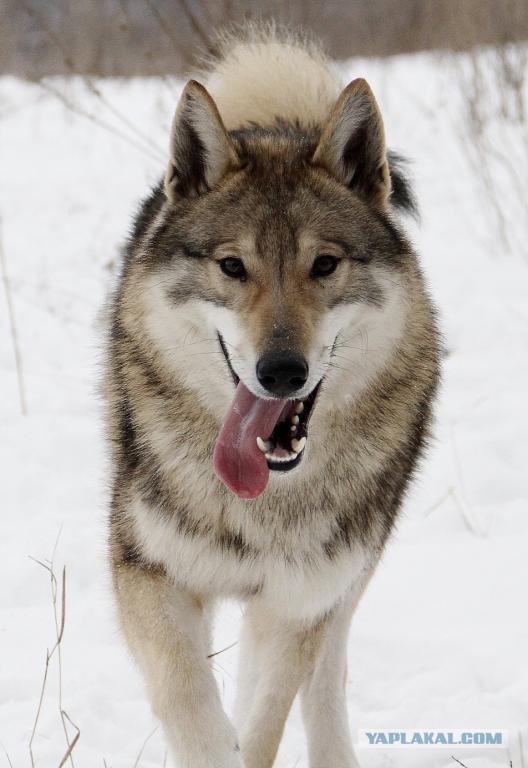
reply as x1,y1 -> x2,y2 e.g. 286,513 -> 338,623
114,0 -> 179,99
36,80 -> 162,163
21,1 -> 165,161
1,743 -> 14,768
29,647 -> 53,765
142,0 -> 186,55
54,568 -> 75,767
451,757 -> 469,768
0,215 -> 27,415
28,554 -> 80,767
207,640 -> 238,659
20,1 -> 74,70
178,0 -> 211,48
132,726 -> 158,768
451,44 -> 528,259
423,486 -> 453,518
58,712 -> 80,768
449,424 -> 487,536
81,80 -> 165,161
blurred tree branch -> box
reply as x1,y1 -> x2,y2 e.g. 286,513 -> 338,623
2,0 -> 528,78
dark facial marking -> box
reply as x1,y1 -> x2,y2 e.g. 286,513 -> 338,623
218,332 -> 239,386
182,244 -> 208,260
328,265 -> 384,309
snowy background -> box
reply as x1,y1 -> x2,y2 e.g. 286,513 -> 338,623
1,49 -> 527,767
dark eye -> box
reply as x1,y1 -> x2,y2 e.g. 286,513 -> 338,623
310,255 -> 339,278
219,257 -> 247,281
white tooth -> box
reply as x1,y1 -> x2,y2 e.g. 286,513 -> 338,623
290,425 -> 297,433
295,402 -> 304,414
267,453 -> 293,463
292,415 -> 300,426
291,436 -> 307,453
257,437 -> 272,452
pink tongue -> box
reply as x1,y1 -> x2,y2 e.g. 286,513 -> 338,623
213,382 -> 286,499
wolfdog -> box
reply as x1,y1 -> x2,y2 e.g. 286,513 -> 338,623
105,25 -> 440,768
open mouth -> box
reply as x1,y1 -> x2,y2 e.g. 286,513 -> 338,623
214,333 -> 321,499
256,387 -> 319,471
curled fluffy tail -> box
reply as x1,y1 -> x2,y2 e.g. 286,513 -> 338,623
199,24 -> 341,131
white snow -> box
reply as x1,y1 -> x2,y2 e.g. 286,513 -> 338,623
1,50 -> 527,768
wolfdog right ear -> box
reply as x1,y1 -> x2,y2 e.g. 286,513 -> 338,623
312,78 -> 390,207
164,80 -> 239,202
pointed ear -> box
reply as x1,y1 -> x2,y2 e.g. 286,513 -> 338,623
164,80 -> 239,202
312,78 -> 390,206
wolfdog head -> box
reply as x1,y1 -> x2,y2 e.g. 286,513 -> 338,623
130,77 -> 422,500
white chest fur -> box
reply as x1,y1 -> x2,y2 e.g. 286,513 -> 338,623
131,496 -> 372,622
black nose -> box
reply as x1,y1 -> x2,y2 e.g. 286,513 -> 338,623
256,352 -> 309,396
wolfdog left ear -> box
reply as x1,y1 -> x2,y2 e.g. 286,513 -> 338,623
164,80 -> 239,202
312,78 -> 390,207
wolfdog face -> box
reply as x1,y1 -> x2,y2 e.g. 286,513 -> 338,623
132,80 -> 416,500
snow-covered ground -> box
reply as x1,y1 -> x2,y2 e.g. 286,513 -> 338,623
1,50 -> 527,768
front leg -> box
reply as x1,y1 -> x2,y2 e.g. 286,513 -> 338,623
113,557 -> 243,768
234,603 -> 327,768
300,591 -> 359,768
